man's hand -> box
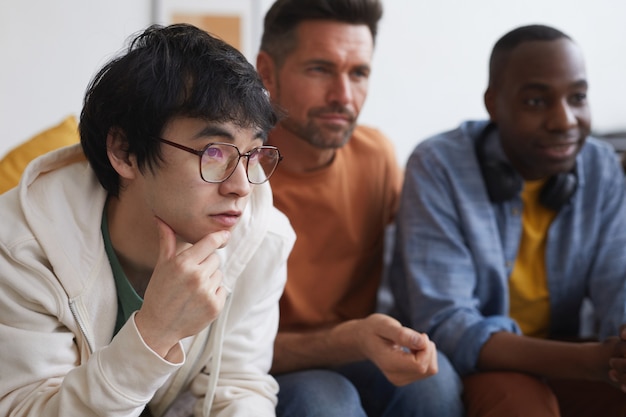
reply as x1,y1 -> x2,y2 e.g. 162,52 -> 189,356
609,324 -> 626,392
272,313 -> 438,382
356,313 -> 438,386
135,217 -> 229,359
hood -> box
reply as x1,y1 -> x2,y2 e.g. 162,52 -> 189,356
18,144 -> 108,300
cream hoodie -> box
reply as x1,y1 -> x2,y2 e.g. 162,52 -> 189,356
0,144 -> 295,417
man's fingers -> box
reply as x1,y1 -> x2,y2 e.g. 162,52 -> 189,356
382,324 -> 429,353
399,329 -> 429,352
180,230 -> 231,264
155,216 -> 230,264
370,314 -> 430,352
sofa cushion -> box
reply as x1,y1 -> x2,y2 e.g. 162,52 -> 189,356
0,115 -> 80,193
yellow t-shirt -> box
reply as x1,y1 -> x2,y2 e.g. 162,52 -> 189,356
269,125 -> 402,331
509,179 -> 556,338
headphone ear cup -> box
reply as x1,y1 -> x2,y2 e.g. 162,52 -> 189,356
475,124 -> 522,203
540,172 -> 577,211
480,160 -> 523,203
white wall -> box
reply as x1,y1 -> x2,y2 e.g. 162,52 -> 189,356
0,0 -> 151,155
2,0 -> 625,166
365,0 -> 626,164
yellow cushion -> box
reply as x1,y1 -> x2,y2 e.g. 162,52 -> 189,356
0,115 -> 80,194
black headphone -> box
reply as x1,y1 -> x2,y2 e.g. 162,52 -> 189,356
475,123 -> 577,211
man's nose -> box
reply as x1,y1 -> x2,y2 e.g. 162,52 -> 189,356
327,73 -> 353,106
547,99 -> 578,131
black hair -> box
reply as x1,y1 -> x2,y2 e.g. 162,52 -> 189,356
260,0 -> 383,66
80,23 -> 277,196
488,24 -> 572,88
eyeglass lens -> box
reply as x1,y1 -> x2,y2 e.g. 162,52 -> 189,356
201,144 -> 280,184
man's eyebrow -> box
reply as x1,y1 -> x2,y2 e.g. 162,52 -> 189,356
194,125 -> 267,144
303,58 -> 371,73
254,129 -> 267,142
520,82 -> 550,92
571,79 -> 589,89
194,125 -> 235,141
520,79 -> 588,91
303,58 -> 335,66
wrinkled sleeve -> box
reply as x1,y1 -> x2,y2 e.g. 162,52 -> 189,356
0,254 -> 182,417
586,151 -> 626,339
388,142 -> 518,375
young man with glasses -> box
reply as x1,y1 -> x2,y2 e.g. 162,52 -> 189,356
0,24 -> 294,417
255,0 -> 463,416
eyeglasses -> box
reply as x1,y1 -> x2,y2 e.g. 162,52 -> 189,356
157,137 -> 283,184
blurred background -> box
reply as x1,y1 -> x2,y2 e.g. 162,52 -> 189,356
1,0 -> 625,165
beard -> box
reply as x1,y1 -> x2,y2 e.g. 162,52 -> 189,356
280,104 -> 357,150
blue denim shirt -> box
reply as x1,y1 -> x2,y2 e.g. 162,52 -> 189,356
388,120 -> 626,376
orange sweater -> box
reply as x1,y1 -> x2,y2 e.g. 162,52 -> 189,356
269,125 -> 402,330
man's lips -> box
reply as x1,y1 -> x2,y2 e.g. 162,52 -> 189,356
537,141 -> 579,159
210,211 -> 242,227
310,106 -> 356,124
317,113 -> 353,124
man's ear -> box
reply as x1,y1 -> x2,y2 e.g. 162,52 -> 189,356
256,51 -> 278,97
484,87 -> 497,122
106,128 -> 136,180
